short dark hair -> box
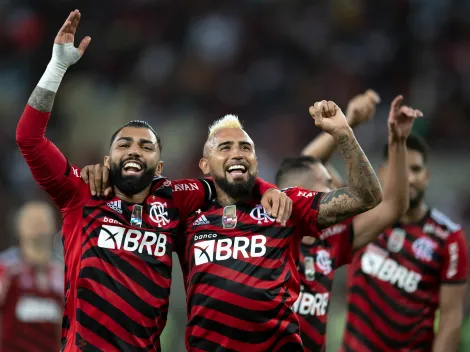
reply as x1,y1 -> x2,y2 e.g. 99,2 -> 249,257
275,156 -> 320,186
383,133 -> 429,163
110,120 -> 162,152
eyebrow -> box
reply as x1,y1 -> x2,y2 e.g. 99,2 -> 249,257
117,137 -> 155,144
217,141 -> 252,148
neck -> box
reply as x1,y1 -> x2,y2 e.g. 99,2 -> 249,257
401,201 -> 428,224
114,185 -> 151,204
21,245 -> 50,266
215,184 -> 252,206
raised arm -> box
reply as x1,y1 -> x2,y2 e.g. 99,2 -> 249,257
16,10 -> 90,211
351,96 -> 422,251
302,90 -> 380,188
309,100 -> 383,229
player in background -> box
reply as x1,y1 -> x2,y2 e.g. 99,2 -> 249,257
276,93 -> 421,351
0,201 -> 63,352
16,10 -> 289,352
317,110 -> 469,350
179,100 -> 383,351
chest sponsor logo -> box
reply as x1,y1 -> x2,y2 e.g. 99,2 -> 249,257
250,205 -> 275,225
194,235 -> 266,266
361,246 -> 421,293
16,297 -> 61,323
97,225 -> 167,256
387,228 -> 406,253
293,287 -> 329,317
412,237 -> 436,262
149,202 -> 170,227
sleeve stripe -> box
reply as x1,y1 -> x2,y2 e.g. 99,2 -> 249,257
440,279 -> 468,285
64,160 -> 71,177
311,192 -> 324,211
348,222 -> 355,244
199,178 -> 215,202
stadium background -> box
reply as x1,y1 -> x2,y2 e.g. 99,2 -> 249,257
1,0 -> 470,350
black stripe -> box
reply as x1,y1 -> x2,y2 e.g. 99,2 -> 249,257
344,323 -> 382,352
199,178 -> 216,202
311,192 -> 323,210
348,222 -> 355,244
267,294 -> 302,351
81,246 -> 171,298
64,160 -> 71,177
300,328 -> 324,352
62,315 -> 70,329
78,266 -> 166,319
440,279 -> 467,285
77,309 -> 157,351
75,332 -> 101,352
187,336 -> 238,352
78,287 -> 159,338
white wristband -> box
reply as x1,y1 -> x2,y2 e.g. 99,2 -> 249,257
37,59 -> 67,93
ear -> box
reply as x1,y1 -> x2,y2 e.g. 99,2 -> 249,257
155,161 -> 164,176
104,156 -> 110,169
199,158 -> 210,175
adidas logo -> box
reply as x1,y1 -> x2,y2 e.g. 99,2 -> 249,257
193,215 -> 210,227
107,200 -> 123,214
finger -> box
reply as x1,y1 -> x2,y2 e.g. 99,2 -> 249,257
400,106 -> 415,117
94,164 -> 102,196
103,166 -> 111,191
391,95 -> 403,110
276,195 -> 286,224
365,89 -> 381,104
77,36 -> 91,56
270,194 -> 280,218
309,102 -> 323,124
389,120 -> 398,136
104,187 -> 113,197
282,198 -> 293,227
88,167 -> 96,196
70,10 -> 80,34
57,18 -> 72,37
261,194 -> 272,216
80,167 -> 89,184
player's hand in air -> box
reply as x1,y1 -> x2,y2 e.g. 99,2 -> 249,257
346,89 -> 380,128
388,95 -> 423,141
261,189 -> 292,227
81,164 -> 112,197
309,101 -> 349,137
52,10 -> 91,70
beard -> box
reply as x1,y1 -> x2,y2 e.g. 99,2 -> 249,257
213,173 -> 257,199
110,160 -> 156,196
409,190 -> 425,209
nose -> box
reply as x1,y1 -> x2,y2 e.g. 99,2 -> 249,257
408,171 -> 416,185
127,143 -> 142,157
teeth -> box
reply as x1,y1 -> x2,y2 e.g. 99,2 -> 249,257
228,165 -> 246,172
124,162 -> 142,170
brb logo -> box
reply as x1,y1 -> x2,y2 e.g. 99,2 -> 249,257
250,205 -> 275,225
293,287 -> 330,317
194,235 -> 267,266
97,225 -> 167,256
149,202 -> 170,227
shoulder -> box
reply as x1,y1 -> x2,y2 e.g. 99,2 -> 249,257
424,208 -> 463,241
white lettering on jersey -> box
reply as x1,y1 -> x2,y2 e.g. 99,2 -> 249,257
447,242 -> 459,279
97,225 -> 167,256
103,216 -> 123,225
297,191 -> 314,198
72,167 -> 79,178
149,202 -> 170,227
16,297 -> 61,323
293,289 -> 330,317
320,223 -> 347,240
173,183 -> 199,192
194,235 -> 266,266
361,247 -> 422,293
250,205 -> 275,225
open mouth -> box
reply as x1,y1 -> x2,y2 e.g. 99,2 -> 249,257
122,161 -> 143,175
226,164 -> 247,178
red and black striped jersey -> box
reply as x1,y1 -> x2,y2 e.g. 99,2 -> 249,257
294,218 -> 354,352
342,208 -> 469,352
0,248 -> 63,352
178,187 -> 324,352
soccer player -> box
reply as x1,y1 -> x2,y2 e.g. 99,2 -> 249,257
276,94 -> 421,351
16,10 -> 288,351
179,99 -> 384,351
0,201 -> 63,352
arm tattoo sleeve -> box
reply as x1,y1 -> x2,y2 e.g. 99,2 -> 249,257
317,129 -> 382,228
27,86 -> 56,112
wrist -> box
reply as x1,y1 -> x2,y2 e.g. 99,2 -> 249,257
331,126 -> 354,139
37,58 -> 68,93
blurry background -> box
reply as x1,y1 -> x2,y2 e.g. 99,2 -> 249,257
1,0 -> 470,350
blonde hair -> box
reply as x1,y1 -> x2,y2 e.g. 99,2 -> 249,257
208,114 -> 243,137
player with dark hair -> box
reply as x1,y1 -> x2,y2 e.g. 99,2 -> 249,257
278,93 -> 420,351
0,201 -> 63,352
178,99 -> 384,351
16,11 -> 289,352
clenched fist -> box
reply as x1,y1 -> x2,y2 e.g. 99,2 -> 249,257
309,100 -> 349,137
346,89 -> 380,128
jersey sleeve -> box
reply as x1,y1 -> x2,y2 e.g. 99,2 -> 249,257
252,178 -> 276,197
321,217 -> 355,268
0,264 -> 10,309
440,229 -> 468,284
171,178 -> 216,219
282,187 -> 324,238
16,105 -> 88,213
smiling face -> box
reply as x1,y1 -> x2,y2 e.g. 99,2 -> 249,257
199,128 -> 258,198
105,126 -> 163,196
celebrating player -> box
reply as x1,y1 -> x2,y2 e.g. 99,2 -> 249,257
0,201 -> 63,352
276,93 -> 421,351
16,10 -> 289,352
178,99 -> 383,351
337,117 -> 468,349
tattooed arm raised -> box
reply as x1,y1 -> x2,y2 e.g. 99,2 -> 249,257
308,101 -> 383,229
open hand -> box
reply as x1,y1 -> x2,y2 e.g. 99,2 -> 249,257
388,95 -> 423,141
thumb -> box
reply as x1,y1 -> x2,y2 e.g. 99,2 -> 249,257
78,36 -> 91,56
